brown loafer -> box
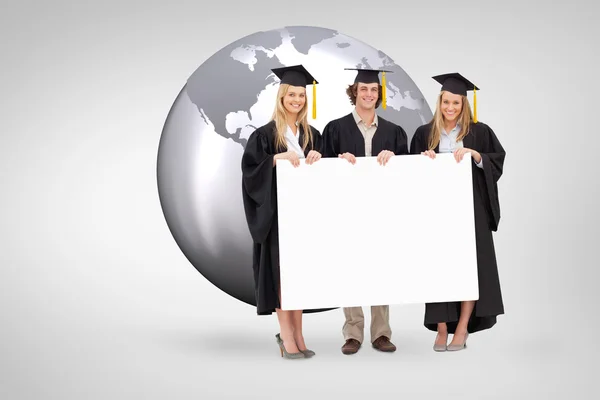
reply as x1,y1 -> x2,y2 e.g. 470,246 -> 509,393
372,336 -> 396,352
341,339 -> 361,355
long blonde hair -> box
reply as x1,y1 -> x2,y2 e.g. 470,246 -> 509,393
428,91 -> 473,150
271,84 -> 313,152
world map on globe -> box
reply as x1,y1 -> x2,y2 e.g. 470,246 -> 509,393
186,26 -> 431,148
157,26 -> 434,308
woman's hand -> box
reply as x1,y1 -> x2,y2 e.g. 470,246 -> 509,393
305,150 -> 322,165
274,151 -> 300,167
453,148 -> 481,163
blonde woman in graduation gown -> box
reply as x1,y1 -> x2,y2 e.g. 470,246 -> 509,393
241,65 -> 327,359
410,72 -> 506,352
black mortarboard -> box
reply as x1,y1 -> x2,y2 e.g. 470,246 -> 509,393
345,68 -> 394,109
345,68 -> 393,84
271,64 -> 318,87
432,72 -> 479,96
432,72 -> 480,122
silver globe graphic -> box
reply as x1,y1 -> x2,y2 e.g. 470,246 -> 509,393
157,26 -> 433,308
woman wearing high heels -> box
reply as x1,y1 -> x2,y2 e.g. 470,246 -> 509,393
410,72 -> 506,352
241,65 -> 323,359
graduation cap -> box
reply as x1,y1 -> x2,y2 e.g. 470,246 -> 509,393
345,68 -> 393,109
271,65 -> 319,119
432,72 -> 480,122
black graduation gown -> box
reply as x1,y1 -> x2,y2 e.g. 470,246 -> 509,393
410,121 -> 505,333
322,113 -> 409,157
241,120 -> 329,315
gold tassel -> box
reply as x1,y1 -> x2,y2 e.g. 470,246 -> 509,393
382,72 -> 387,110
312,80 -> 316,119
473,87 -> 477,123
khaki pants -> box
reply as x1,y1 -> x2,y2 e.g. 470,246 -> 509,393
342,305 -> 391,344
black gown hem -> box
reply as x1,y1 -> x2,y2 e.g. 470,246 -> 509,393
256,307 -> 338,316
424,313 -> 503,334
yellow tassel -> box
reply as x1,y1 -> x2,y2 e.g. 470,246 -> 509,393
382,72 -> 387,110
312,80 -> 316,119
473,87 -> 477,123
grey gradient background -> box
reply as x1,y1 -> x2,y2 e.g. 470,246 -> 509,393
1,0 -> 598,399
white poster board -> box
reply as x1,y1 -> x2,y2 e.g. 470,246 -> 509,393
275,153 -> 478,310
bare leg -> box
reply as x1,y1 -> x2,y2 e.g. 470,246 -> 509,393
435,322 -> 448,346
449,300 -> 475,346
276,279 -> 300,353
276,309 -> 300,353
291,310 -> 307,351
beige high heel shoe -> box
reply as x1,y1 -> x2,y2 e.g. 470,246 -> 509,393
300,349 -> 316,358
275,333 -> 305,359
276,333 -> 315,357
447,332 -> 469,351
433,332 -> 448,352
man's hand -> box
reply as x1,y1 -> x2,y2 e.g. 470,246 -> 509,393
338,152 -> 356,164
421,150 -> 436,159
377,150 -> 394,166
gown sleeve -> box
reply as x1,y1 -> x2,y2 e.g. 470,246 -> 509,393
241,129 -> 276,243
321,120 -> 339,158
394,125 -> 409,155
310,126 -> 324,155
475,124 -> 506,231
409,125 -> 428,154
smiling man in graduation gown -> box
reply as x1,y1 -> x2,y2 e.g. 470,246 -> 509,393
322,68 -> 409,355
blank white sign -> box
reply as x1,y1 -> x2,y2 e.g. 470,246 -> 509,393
275,153 -> 479,311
